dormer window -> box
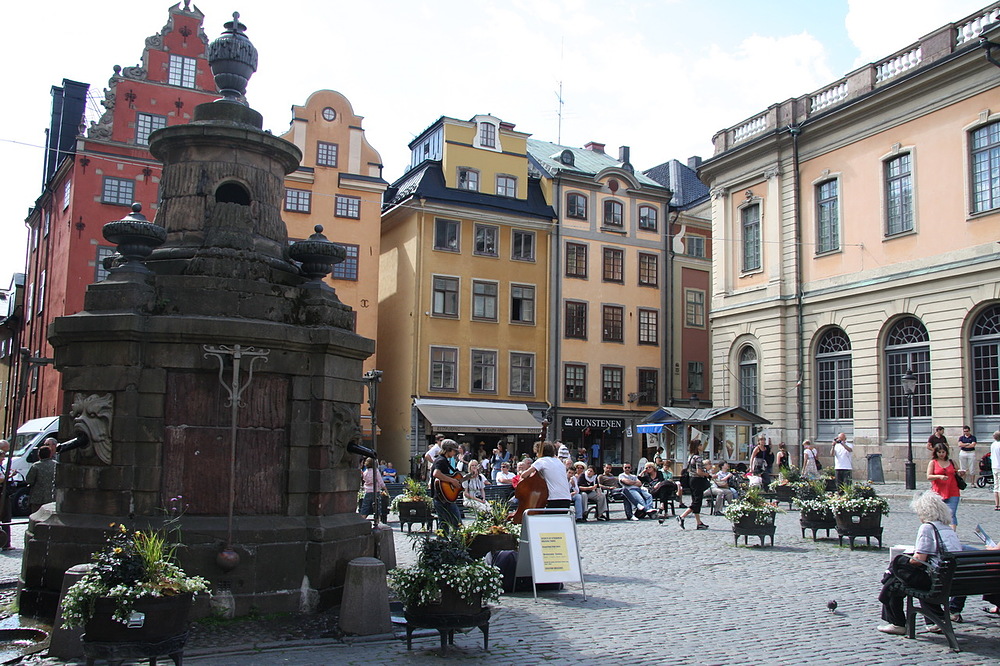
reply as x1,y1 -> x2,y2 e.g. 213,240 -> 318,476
560,150 -> 574,166
472,115 -> 502,152
479,123 -> 496,148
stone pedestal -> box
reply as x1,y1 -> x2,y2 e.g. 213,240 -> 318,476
338,557 -> 392,636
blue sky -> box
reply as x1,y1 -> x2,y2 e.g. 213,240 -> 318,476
0,0 -> 990,281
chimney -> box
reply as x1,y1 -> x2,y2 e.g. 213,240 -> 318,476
619,146 -> 634,174
584,141 -> 605,154
688,156 -> 702,170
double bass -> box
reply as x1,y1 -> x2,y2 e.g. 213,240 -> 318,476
509,419 -> 549,524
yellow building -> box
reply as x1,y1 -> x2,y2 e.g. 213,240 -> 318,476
698,5 -> 1000,477
379,115 -> 554,470
279,90 -> 387,442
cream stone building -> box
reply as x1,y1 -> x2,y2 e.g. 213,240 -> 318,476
698,5 -> 1000,478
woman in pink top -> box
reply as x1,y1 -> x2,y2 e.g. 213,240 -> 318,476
926,443 -> 963,529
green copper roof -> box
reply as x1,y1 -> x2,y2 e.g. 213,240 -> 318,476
526,138 -> 663,189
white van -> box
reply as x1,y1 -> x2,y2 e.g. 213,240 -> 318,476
7,416 -> 60,480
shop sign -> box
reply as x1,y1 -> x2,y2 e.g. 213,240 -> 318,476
562,417 -> 624,430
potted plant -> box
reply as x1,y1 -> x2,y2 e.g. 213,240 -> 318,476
794,480 -> 836,540
820,465 -> 838,492
389,532 -> 503,617
391,476 -> 434,532
60,522 -> 209,653
829,482 -> 889,549
458,500 -> 520,558
769,466 -> 800,509
723,487 -> 781,547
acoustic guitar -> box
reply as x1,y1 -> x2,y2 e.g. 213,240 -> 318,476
434,470 -> 470,503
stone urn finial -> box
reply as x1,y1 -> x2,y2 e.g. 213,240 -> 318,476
207,11 -> 258,104
289,225 -> 346,285
102,203 -> 167,275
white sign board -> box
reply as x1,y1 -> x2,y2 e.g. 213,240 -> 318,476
515,510 -> 585,599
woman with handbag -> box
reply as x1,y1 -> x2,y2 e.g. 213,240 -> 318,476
801,440 -> 819,479
676,440 -> 711,530
877,491 -> 963,635
927,443 -> 964,529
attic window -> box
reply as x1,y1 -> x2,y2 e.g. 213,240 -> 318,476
215,182 -> 251,206
560,150 -> 574,166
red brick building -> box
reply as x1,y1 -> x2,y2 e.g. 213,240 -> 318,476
20,3 -> 219,420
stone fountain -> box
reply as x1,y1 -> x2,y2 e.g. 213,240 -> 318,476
19,13 -> 374,619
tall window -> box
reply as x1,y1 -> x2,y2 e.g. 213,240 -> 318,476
474,224 -> 498,256
316,141 -> 338,167
512,230 -> 535,261
638,253 -> 658,286
602,305 -> 624,342
496,175 -> 517,197
472,280 -> 498,321
432,276 -> 459,317
168,54 -> 197,88
638,309 -> 658,345
685,289 -> 705,328
741,204 -> 761,272
885,317 -> 931,440
331,243 -> 359,280
885,153 -> 913,235
284,188 -> 311,212
136,113 -> 166,145
335,195 -> 361,219
95,246 -> 116,281
434,219 -> 460,251
511,284 -> 534,324
102,177 -> 135,206
567,193 -> 587,219
510,352 -> 534,395
638,205 -> 657,231
603,200 -> 623,226
430,347 -> 457,391
688,361 -> 704,393
471,350 -> 497,392
479,122 -> 496,148
686,235 -> 706,258
602,248 -> 623,282
738,346 -> 758,414
816,179 -> 840,253
564,364 -> 586,402
816,328 -> 853,440
565,301 -> 587,339
971,304 -> 1000,436
637,368 -> 658,405
972,121 -> 1000,214
458,167 -> 479,191
566,243 -> 587,278
602,366 -> 623,403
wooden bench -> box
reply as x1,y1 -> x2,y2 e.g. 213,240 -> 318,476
484,484 -> 515,504
900,549 -> 1000,652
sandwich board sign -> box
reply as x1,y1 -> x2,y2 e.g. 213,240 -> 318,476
515,508 -> 586,600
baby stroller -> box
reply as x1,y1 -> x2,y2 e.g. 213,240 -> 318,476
977,452 -> 994,488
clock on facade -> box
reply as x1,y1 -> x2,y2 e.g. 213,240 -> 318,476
322,107 -> 337,121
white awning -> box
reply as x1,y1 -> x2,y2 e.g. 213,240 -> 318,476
415,399 -> 542,434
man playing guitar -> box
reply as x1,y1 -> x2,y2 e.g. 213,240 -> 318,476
430,439 -> 463,532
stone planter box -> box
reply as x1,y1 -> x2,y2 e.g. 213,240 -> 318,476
799,508 -> 836,540
834,509 -> 883,549
467,533 -> 518,559
82,593 -> 192,665
397,500 -> 434,533
732,513 -> 777,547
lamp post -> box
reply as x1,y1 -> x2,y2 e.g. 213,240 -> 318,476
901,368 -> 917,490
363,369 -> 383,528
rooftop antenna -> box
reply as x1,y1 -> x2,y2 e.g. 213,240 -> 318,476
556,36 -> 565,144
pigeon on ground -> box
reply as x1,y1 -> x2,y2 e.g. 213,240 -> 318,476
828,600 -> 838,613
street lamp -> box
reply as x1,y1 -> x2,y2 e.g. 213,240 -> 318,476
363,369 -> 384,531
901,368 -> 917,490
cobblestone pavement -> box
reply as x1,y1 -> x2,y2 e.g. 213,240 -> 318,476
179,484 -> 1000,666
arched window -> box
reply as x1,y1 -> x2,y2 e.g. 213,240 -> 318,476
971,304 -> 1000,436
816,328 -> 853,440
738,346 -> 758,414
885,316 -> 930,440
603,200 -> 623,227
566,193 -> 587,219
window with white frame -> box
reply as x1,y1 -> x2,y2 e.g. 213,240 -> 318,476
472,280 -> 498,321
471,349 -> 497,392
458,167 -> 479,191
816,179 -> 840,253
738,346 -> 758,414
430,346 -> 458,391
638,308 -> 658,345
510,352 -> 534,395
511,230 -> 534,261
331,243 -> 359,280
474,224 -> 498,256
316,141 -> 338,167
136,113 -> 167,146
63,180 -> 71,210
638,252 -> 657,286
434,219 -> 460,251
167,54 -> 197,88
638,205 -> 657,231
567,192 -> 587,219
564,363 -> 586,401
102,177 -> 135,206
566,242 -> 587,278
741,203 -> 761,272
511,284 -> 534,324
284,188 -> 311,212
885,153 -> 913,235
496,175 -> 517,197
335,195 -> 361,219
36,270 -> 45,314
972,120 -> 1000,214
685,289 -> 705,328
432,275 -> 459,317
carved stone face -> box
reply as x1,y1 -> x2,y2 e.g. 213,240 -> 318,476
71,393 -> 114,464
328,402 -> 361,467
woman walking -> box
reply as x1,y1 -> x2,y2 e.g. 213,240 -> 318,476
926,443 -> 964,529
802,440 -> 819,479
677,440 -> 711,530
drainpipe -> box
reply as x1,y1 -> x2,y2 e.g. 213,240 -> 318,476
788,125 -> 806,458
665,204 -> 677,407
412,197 -> 426,462
552,178 -> 563,440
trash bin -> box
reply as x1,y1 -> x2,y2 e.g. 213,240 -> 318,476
866,453 -> 884,484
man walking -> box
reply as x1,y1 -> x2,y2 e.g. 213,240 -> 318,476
832,432 -> 853,488
991,431 -> 1000,511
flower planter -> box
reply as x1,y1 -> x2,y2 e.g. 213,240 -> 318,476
834,509 -> 883,549
799,508 -> 836,541
405,585 -> 491,656
82,593 -> 193,665
773,485 -> 795,509
824,478 -> 838,493
467,533 -> 518,559
732,513 -> 776,547
397,500 -> 433,532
